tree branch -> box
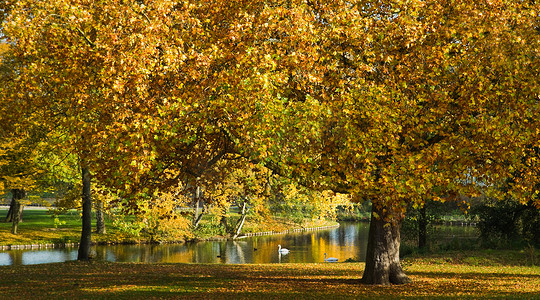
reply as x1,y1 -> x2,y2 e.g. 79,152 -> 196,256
75,27 -> 95,48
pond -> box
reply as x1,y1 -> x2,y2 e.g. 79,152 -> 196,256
0,222 -> 478,266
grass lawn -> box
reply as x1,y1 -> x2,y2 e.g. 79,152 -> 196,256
0,251 -> 538,299
0,208 -> 83,245
0,208 -> 126,246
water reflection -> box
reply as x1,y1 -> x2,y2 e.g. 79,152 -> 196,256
0,222 -> 477,266
0,247 -> 78,266
0,222 -> 369,266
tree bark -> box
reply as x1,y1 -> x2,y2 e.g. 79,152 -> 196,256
78,165 -> 92,260
5,189 -> 25,234
192,186 -> 203,228
5,189 -> 25,223
361,204 -> 411,285
220,205 -> 228,232
95,200 -> 106,234
10,189 -> 25,234
233,201 -> 249,239
5,199 -> 13,222
11,199 -> 21,234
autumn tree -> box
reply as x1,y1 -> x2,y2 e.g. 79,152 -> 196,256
3,0 -> 539,285
1,0 -> 243,258
1,0 -> 110,258
203,160 -> 272,238
216,0 -> 540,284
0,39 -> 49,234
0,138 -> 34,234
1,40 -> 80,233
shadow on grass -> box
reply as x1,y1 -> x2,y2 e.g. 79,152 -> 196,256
409,270 -> 540,280
0,262 -> 538,299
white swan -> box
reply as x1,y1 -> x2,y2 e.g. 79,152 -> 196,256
278,244 -> 289,254
324,253 -> 338,262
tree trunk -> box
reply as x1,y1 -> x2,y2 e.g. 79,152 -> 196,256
418,205 -> 427,249
233,201 -> 249,239
11,199 -> 21,234
220,205 -> 228,232
5,189 -> 25,223
361,204 -> 411,285
6,189 -> 25,234
95,200 -> 106,234
78,165 -> 92,260
5,198 -> 14,222
192,186 -> 203,228
193,208 -> 204,228
10,190 -> 24,235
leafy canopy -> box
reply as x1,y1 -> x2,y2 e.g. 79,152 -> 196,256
1,0 -> 539,218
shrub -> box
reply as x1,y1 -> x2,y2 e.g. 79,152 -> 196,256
473,198 -> 540,248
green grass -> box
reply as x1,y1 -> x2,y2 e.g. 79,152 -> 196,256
0,251 -> 538,299
0,208 -> 124,246
0,209 -> 80,245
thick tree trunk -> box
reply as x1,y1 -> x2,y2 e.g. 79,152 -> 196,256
361,205 -> 411,285
5,198 -> 14,222
6,189 -> 25,234
418,205 -> 427,249
5,189 -> 25,223
11,199 -> 22,234
95,200 -> 106,234
78,165 -> 92,260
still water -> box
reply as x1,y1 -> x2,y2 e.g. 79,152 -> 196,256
0,222 -> 478,266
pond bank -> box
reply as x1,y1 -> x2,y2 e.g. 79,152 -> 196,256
0,223 -> 340,251
0,243 -> 78,251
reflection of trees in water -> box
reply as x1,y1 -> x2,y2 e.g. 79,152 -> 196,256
343,225 -> 358,247
228,241 -> 249,264
297,223 -> 369,262
251,237 -> 281,264
115,245 -> 148,262
216,243 -> 225,263
210,240 -> 251,264
96,244 -> 182,263
5,223 -> 385,265
192,241 -> 220,263
8,251 -> 23,265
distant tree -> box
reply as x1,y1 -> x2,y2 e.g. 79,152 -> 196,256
474,197 -> 540,247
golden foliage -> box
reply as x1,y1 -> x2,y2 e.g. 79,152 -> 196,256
1,0 -> 539,222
